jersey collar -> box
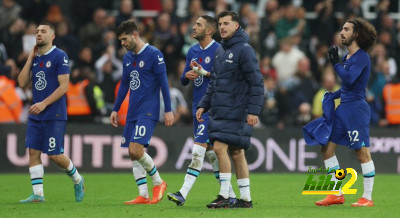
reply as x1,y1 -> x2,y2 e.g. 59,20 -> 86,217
200,40 -> 215,50
38,45 -> 56,56
134,43 -> 149,55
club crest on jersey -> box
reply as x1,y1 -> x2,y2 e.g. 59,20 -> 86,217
130,70 -> 140,90
194,75 -> 203,86
228,53 -> 233,59
139,60 -> 144,68
205,56 -> 211,64
46,61 -> 51,68
121,137 -> 126,144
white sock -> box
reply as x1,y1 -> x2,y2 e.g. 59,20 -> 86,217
361,160 -> 375,200
324,155 -> 341,195
219,173 -> 231,199
132,161 -> 149,198
180,144 -> 206,199
206,150 -> 236,199
65,160 -> 82,184
237,178 -> 251,201
30,165 -> 44,197
138,153 -> 163,186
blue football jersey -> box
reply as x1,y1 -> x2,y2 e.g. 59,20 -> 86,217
113,43 -> 172,122
334,49 -> 371,103
181,40 -> 219,115
30,46 -> 70,121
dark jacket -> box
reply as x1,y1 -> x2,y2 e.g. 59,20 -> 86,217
198,27 -> 264,149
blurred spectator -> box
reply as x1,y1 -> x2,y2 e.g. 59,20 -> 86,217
17,22 -> 37,65
371,43 -> 397,80
115,0 -> 134,28
159,80 -> 190,125
275,4 -> 308,40
295,102 -> 312,126
45,4 -> 64,25
344,0 -> 363,19
381,76 -> 400,126
54,20 -> 79,61
373,0 -> 391,33
94,43 -> 122,84
75,46 -> 94,70
20,0 -> 50,25
272,37 -> 305,86
0,18 -> 25,66
0,59 -> 23,123
95,45 -> 122,112
79,8 -> 108,49
259,0 -> 281,57
244,11 -> 260,56
259,56 -> 277,80
309,42 -> 329,83
312,0 -> 337,45
238,2 -> 252,28
187,0 -> 204,21
161,0 -> 180,26
259,75 -> 280,127
0,0 -> 21,29
151,12 -> 182,74
67,67 -> 104,122
312,67 -> 340,118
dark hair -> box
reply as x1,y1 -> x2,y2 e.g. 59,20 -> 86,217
116,19 -> 139,36
39,21 -> 55,32
217,11 -> 240,23
347,17 -> 377,52
200,15 -> 217,34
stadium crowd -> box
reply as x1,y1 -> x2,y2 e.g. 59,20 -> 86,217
1,0 -> 400,128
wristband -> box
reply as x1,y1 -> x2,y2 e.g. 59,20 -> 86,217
193,66 -> 208,76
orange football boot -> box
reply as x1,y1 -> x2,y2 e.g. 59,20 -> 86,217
315,194 -> 345,206
124,196 -> 150,205
150,180 -> 167,204
351,198 -> 374,207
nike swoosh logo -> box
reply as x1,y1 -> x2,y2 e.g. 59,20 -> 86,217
134,136 -> 142,140
33,63 -> 38,66
48,148 -> 55,152
158,55 -> 163,62
191,58 -> 198,61
63,56 -> 68,63
126,62 -> 130,66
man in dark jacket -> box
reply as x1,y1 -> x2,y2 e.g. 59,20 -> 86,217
196,11 -> 264,209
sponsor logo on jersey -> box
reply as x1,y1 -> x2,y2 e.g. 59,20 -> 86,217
139,61 -> 144,68
46,61 -> 51,68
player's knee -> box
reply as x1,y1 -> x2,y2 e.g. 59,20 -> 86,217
48,154 -> 61,162
128,148 -> 143,160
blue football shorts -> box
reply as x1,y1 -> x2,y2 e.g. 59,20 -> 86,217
193,114 -> 210,144
25,119 -> 66,155
121,118 -> 157,148
330,100 -> 371,149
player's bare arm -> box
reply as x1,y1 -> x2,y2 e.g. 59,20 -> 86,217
196,108 -> 205,122
164,111 -> 174,127
29,74 -> 69,115
18,45 -> 38,88
110,111 -> 119,127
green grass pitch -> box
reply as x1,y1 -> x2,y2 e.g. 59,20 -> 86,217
1,173 -> 399,217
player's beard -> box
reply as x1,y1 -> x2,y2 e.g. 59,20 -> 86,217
342,34 -> 355,46
194,31 -> 205,41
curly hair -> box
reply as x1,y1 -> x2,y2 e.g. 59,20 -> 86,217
347,17 -> 377,52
